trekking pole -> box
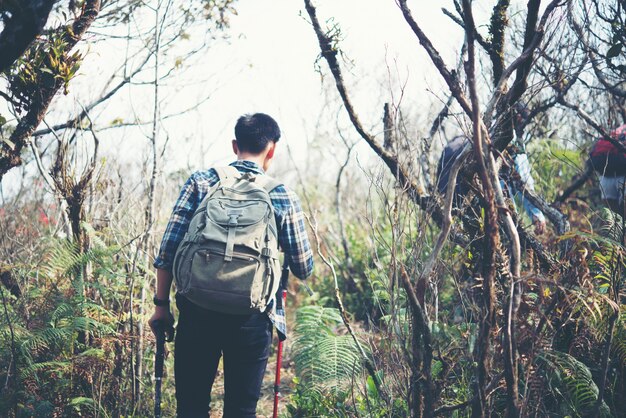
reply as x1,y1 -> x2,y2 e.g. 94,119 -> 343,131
154,322 -> 165,418
272,260 -> 290,418
154,319 -> 174,418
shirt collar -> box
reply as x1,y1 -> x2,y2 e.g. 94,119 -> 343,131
230,160 -> 265,175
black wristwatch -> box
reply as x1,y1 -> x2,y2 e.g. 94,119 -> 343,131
153,296 -> 170,307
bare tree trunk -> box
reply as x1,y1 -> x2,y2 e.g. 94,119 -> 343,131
134,0 -> 170,406
461,2 -> 501,416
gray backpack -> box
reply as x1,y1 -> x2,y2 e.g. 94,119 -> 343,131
172,166 -> 282,314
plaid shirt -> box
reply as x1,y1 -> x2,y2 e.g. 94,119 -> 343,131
154,160 -> 313,340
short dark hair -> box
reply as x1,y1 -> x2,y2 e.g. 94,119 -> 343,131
234,113 -> 281,154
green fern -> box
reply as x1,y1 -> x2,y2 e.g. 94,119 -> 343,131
598,208 -> 625,243
610,307 -> 626,368
292,305 -> 365,396
537,350 -> 612,417
68,396 -> 110,417
10,239 -> 117,390
19,360 -> 71,380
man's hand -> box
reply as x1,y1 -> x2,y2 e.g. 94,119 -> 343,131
149,306 -> 175,341
533,218 -> 546,235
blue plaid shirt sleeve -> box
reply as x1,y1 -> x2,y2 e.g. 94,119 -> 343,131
153,176 -> 198,272
153,170 -> 219,271
271,187 -> 314,280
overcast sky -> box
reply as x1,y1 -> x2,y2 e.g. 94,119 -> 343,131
3,0 -> 510,195
91,0 -> 471,171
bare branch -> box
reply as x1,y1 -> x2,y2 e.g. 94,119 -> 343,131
483,0 -> 566,132
568,4 -> 626,98
461,1 -> 503,414
555,160 -> 594,204
304,0 -> 435,220
32,51 -> 153,137
397,0 -> 473,117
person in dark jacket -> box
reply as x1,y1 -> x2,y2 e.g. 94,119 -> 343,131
589,124 -> 626,216
436,135 -> 546,235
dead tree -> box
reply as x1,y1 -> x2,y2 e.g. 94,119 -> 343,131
304,0 -> 567,416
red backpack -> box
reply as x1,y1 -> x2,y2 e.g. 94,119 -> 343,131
589,124 -> 626,176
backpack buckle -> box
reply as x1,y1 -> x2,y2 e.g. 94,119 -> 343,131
261,247 -> 273,258
241,172 -> 256,182
227,209 -> 243,226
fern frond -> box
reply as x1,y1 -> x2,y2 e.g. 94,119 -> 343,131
50,302 -> 75,324
19,360 -> 71,380
81,222 -> 106,249
610,312 -> 626,368
598,208 -> 625,242
537,350 -> 611,417
43,240 -> 82,279
292,305 -> 365,396
20,327 -> 74,356
68,396 -> 109,417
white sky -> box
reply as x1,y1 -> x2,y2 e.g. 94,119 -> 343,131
158,0 -> 469,170
102,0 -> 470,166
3,0 -> 510,195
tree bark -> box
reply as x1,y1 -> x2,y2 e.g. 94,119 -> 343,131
0,0 -> 56,73
462,2 -> 501,416
0,0 -> 102,182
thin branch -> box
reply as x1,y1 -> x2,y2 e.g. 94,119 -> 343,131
483,0 -> 565,129
462,1 -> 507,416
421,143 -> 469,281
397,0 -> 473,117
568,3 -> 626,98
555,160 -> 593,203
304,0 -> 436,220
441,7 -> 490,51
32,51 -> 153,137
428,41 -> 467,138
558,98 -> 626,154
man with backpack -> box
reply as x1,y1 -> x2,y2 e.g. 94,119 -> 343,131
149,113 -> 314,417
589,124 -> 626,216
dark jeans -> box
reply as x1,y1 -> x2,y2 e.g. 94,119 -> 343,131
175,294 -> 273,418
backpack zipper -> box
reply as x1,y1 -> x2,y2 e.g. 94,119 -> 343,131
193,248 -> 259,263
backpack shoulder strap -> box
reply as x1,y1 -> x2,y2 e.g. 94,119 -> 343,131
255,174 -> 283,194
214,166 -> 241,183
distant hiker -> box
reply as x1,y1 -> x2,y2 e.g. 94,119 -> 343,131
149,113 -> 314,418
589,123 -> 626,216
436,135 -> 547,235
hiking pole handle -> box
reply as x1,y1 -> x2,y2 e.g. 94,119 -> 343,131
282,257 -> 314,297
154,322 -> 166,418
280,257 -> 290,290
